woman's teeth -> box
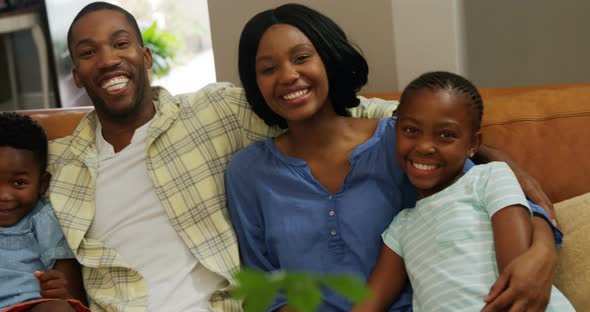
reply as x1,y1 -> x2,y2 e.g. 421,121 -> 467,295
282,88 -> 309,100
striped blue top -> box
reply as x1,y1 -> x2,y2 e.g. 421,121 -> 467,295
383,162 -> 574,311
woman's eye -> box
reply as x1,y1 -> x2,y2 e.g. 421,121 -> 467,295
294,54 -> 311,64
259,66 -> 275,75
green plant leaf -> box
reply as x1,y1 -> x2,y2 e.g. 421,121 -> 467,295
319,275 -> 372,304
284,272 -> 322,312
232,269 -> 283,312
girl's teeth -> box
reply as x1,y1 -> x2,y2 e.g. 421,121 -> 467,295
282,89 -> 309,100
413,162 -> 437,171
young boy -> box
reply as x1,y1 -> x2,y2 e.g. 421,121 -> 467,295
0,113 -> 89,312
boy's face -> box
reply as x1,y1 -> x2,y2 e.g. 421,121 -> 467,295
0,147 -> 49,227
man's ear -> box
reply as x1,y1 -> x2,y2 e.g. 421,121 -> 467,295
39,172 -> 51,196
143,46 -> 153,70
72,68 -> 82,88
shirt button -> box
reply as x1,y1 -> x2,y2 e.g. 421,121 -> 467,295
329,210 -> 335,217
328,195 -> 334,200
330,229 -> 337,235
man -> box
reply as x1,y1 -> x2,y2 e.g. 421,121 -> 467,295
48,2 -> 559,311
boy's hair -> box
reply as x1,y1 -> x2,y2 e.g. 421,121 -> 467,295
238,3 -> 369,129
0,113 -> 48,173
400,71 -> 483,131
67,1 -> 143,61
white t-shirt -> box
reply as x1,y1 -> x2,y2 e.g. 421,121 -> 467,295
88,117 -> 225,311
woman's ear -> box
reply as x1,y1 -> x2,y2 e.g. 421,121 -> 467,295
39,172 -> 51,196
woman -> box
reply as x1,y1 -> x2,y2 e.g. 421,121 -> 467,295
226,4 -> 559,311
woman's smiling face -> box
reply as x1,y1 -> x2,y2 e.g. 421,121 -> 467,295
254,24 -> 332,124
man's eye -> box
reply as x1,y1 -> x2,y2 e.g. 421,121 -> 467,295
79,50 -> 94,57
115,41 -> 129,48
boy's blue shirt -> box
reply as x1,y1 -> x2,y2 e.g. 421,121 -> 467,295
0,199 -> 75,309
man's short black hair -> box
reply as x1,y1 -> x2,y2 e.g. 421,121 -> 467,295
0,112 -> 48,173
67,1 -> 144,61
238,3 -> 369,129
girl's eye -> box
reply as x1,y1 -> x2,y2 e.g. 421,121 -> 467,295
440,130 -> 456,139
403,127 -> 418,134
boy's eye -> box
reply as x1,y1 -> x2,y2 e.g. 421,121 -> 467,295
12,180 -> 28,187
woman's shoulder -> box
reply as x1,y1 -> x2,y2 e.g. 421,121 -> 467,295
227,140 -> 272,174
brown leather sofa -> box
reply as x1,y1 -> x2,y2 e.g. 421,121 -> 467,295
19,82 -> 590,310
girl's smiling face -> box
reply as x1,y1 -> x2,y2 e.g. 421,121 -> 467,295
395,89 -> 481,198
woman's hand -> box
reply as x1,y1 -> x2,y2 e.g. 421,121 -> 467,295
481,218 -> 557,312
35,270 -> 72,299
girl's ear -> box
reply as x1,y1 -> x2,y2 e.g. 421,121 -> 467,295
469,130 -> 482,158
39,172 -> 51,196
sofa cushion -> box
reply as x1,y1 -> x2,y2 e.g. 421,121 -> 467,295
481,84 -> 590,203
553,192 -> 590,311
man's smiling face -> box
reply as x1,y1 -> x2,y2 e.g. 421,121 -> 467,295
70,9 -> 153,120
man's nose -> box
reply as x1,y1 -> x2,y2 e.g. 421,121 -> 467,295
97,48 -> 122,69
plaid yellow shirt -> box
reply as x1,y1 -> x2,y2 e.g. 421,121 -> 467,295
47,84 -> 397,312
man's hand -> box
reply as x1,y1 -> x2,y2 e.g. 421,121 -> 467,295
35,270 -> 72,299
481,219 -> 557,312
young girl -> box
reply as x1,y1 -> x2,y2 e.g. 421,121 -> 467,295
352,71 -> 574,311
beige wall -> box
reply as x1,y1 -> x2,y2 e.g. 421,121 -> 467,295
208,0 -> 590,92
208,0 -> 401,92
463,0 -> 590,88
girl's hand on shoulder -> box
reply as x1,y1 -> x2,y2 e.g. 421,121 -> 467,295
35,270 -> 72,299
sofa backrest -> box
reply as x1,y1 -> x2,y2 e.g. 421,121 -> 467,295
18,83 -> 590,203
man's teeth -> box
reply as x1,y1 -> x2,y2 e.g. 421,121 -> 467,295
282,88 -> 309,100
102,76 -> 129,92
412,162 -> 438,171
